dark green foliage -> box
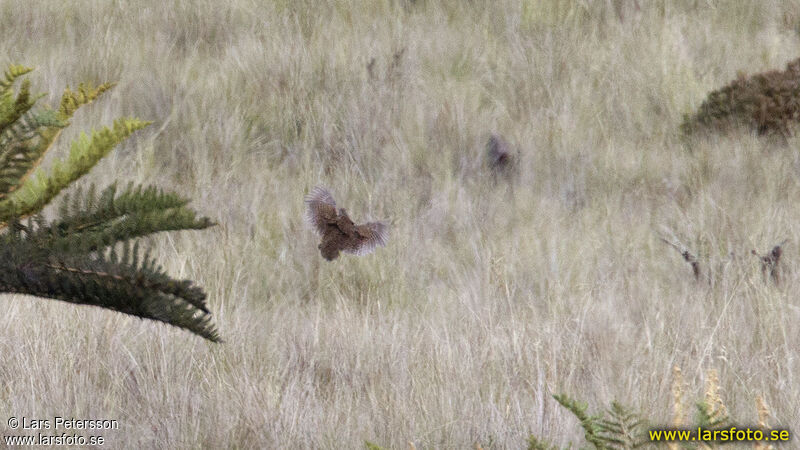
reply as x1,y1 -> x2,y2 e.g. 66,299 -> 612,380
529,392 -> 764,449
681,57 -> 800,136
527,435 -> 559,450
553,394 -> 610,449
527,395 -> 648,450
0,227 -> 219,342
694,401 -> 729,430
0,64 -> 220,342
44,183 -> 214,255
595,402 -> 649,449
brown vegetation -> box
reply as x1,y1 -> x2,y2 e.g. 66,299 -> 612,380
682,57 -> 800,136
752,240 -> 788,284
658,231 -> 702,281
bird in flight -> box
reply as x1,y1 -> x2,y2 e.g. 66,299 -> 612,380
304,186 -> 389,261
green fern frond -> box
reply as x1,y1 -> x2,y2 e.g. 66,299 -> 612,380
0,64 -> 33,94
543,372 -> 778,449
364,441 -> 386,450
2,117 -> 66,196
551,395 -> 648,450
32,183 -> 213,255
0,230 -> 218,341
0,118 -> 151,222
0,66 -> 68,202
0,111 -> 68,200
596,402 -> 649,449
694,401 -> 730,429
0,63 -> 219,342
11,79 -> 45,121
553,394 -> 610,449
526,435 -> 560,450
58,82 -> 116,119
14,260 -> 218,342
0,78 -> 46,136
0,108 -> 64,149
0,79 -> 110,204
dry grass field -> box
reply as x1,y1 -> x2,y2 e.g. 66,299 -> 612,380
1,0 -> 800,448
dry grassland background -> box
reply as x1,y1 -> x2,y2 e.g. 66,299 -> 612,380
1,0 -> 799,448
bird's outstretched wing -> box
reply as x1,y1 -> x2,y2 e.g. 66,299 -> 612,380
305,186 -> 337,235
344,221 -> 389,256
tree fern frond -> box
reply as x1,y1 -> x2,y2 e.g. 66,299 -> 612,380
0,64 -> 219,342
695,401 -> 730,429
0,64 -> 34,94
596,402 -> 649,448
0,66 -> 37,138
0,111 -> 68,200
551,395 -> 649,449
542,374 -> 780,449
45,245 -> 211,313
4,253 -> 219,342
11,79 -> 45,123
7,116 -> 69,194
553,394 -> 609,449
0,80 -> 114,207
0,78 -> 45,134
0,108 -> 63,148
13,78 -> 31,109
526,435 -> 559,450
58,82 -> 116,119
0,118 -> 151,222
24,183 -> 214,255
57,183 -> 195,224
49,208 -> 212,255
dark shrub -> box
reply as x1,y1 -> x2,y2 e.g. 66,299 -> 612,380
682,57 -> 800,136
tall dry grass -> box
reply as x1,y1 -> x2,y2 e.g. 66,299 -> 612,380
1,0 -> 799,447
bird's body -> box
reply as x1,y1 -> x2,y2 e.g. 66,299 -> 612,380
487,133 -> 513,170
486,133 -> 518,182
305,187 -> 388,261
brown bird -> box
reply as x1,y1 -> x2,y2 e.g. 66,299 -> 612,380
752,239 -> 788,284
305,186 -> 389,261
